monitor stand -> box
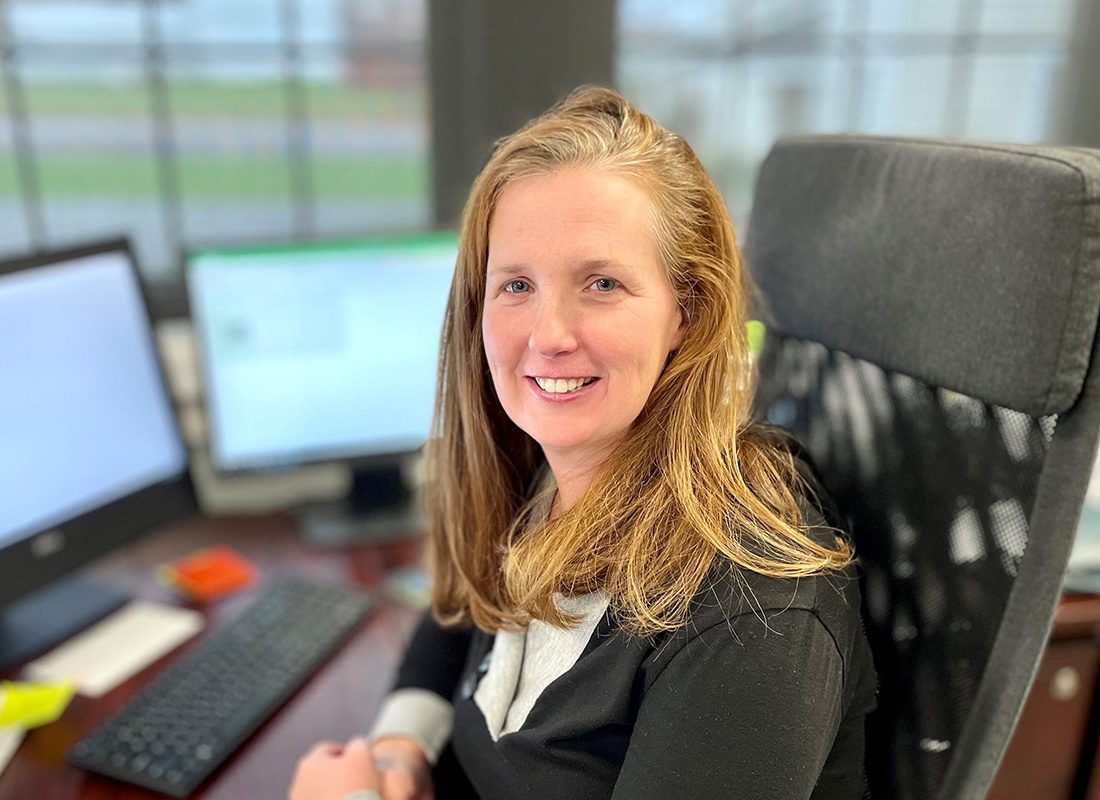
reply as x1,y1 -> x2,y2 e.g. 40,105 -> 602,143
0,576 -> 128,674
296,461 -> 425,548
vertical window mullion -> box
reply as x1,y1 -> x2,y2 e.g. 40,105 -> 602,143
944,0 -> 985,137
844,0 -> 870,131
281,0 -> 314,239
141,0 -> 183,267
0,0 -> 45,248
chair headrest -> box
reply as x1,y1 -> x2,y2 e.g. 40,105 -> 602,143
744,134 -> 1100,417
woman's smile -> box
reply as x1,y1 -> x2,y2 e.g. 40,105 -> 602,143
525,375 -> 601,401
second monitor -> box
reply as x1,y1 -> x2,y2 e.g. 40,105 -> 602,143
186,232 -> 458,543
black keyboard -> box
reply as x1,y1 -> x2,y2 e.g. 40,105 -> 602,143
67,579 -> 373,798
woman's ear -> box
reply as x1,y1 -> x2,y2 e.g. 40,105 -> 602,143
671,305 -> 689,350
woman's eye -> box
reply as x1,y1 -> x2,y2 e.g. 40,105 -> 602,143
591,277 -> 618,293
504,279 -> 531,294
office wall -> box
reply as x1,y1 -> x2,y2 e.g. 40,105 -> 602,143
427,0 -> 615,226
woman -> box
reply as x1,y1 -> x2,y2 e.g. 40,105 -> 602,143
290,86 -> 876,800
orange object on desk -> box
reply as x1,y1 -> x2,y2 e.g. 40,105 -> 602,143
159,545 -> 257,602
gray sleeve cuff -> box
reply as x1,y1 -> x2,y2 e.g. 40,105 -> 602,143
369,688 -> 454,764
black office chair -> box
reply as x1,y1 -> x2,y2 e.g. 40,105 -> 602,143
746,135 -> 1100,799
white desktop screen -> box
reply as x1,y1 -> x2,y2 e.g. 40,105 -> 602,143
187,234 -> 457,472
0,251 -> 189,547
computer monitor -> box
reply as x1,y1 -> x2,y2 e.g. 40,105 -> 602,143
186,232 -> 457,544
0,239 -> 196,672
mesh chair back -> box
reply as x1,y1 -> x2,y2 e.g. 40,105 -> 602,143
746,136 -> 1100,800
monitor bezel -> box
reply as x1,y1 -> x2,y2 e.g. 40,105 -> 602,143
0,237 -> 197,609
184,231 -> 457,477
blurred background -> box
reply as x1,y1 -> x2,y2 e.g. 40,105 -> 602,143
1,0 -> 1096,315
2,7 -> 1100,792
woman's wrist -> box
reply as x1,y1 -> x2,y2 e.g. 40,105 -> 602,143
370,735 -> 430,762
369,688 -> 453,764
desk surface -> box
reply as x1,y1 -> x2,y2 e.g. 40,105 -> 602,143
0,513 -> 425,800
7,515 -> 1100,800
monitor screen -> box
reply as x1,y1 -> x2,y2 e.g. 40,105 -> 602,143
187,233 -> 457,473
0,239 -> 194,609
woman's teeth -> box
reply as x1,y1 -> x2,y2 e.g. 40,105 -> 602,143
534,377 -> 595,394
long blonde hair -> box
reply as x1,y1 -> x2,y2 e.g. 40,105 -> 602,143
427,85 -> 851,637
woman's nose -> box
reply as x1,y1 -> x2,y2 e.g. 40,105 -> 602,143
528,300 -> 578,357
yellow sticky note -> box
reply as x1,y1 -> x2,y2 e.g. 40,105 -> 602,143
0,681 -> 74,729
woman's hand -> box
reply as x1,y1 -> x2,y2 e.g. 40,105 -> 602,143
288,736 -> 436,800
370,736 -> 436,800
289,737 -> 380,800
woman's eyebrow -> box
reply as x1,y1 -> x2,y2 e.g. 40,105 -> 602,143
579,258 -> 635,275
486,263 -> 528,278
488,259 -> 635,276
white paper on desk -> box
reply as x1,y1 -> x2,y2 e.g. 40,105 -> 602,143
0,725 -> 25,779
23,601 -> 204,697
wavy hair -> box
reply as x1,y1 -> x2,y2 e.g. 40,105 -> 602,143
426,85 -> 852,636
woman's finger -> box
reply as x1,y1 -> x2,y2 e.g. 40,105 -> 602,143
343,737 -> 380,780
379,767 -> 417,799
304,741 -> 343,758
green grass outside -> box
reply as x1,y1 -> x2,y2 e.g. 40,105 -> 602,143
2,81 -> 424,120
0,153 -> 427,199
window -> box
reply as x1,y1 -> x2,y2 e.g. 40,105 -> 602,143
0,0 -> 430,282
617,0 -> 1076,222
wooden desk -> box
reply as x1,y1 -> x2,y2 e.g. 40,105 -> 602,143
0,513 -> 425,800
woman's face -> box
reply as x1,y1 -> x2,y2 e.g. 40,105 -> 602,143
482,169 -> 686,470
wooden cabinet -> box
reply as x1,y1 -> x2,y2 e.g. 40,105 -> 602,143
988,596 -> 1100,800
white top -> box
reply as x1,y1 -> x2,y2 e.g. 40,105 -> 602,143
475,590 -> 610,740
